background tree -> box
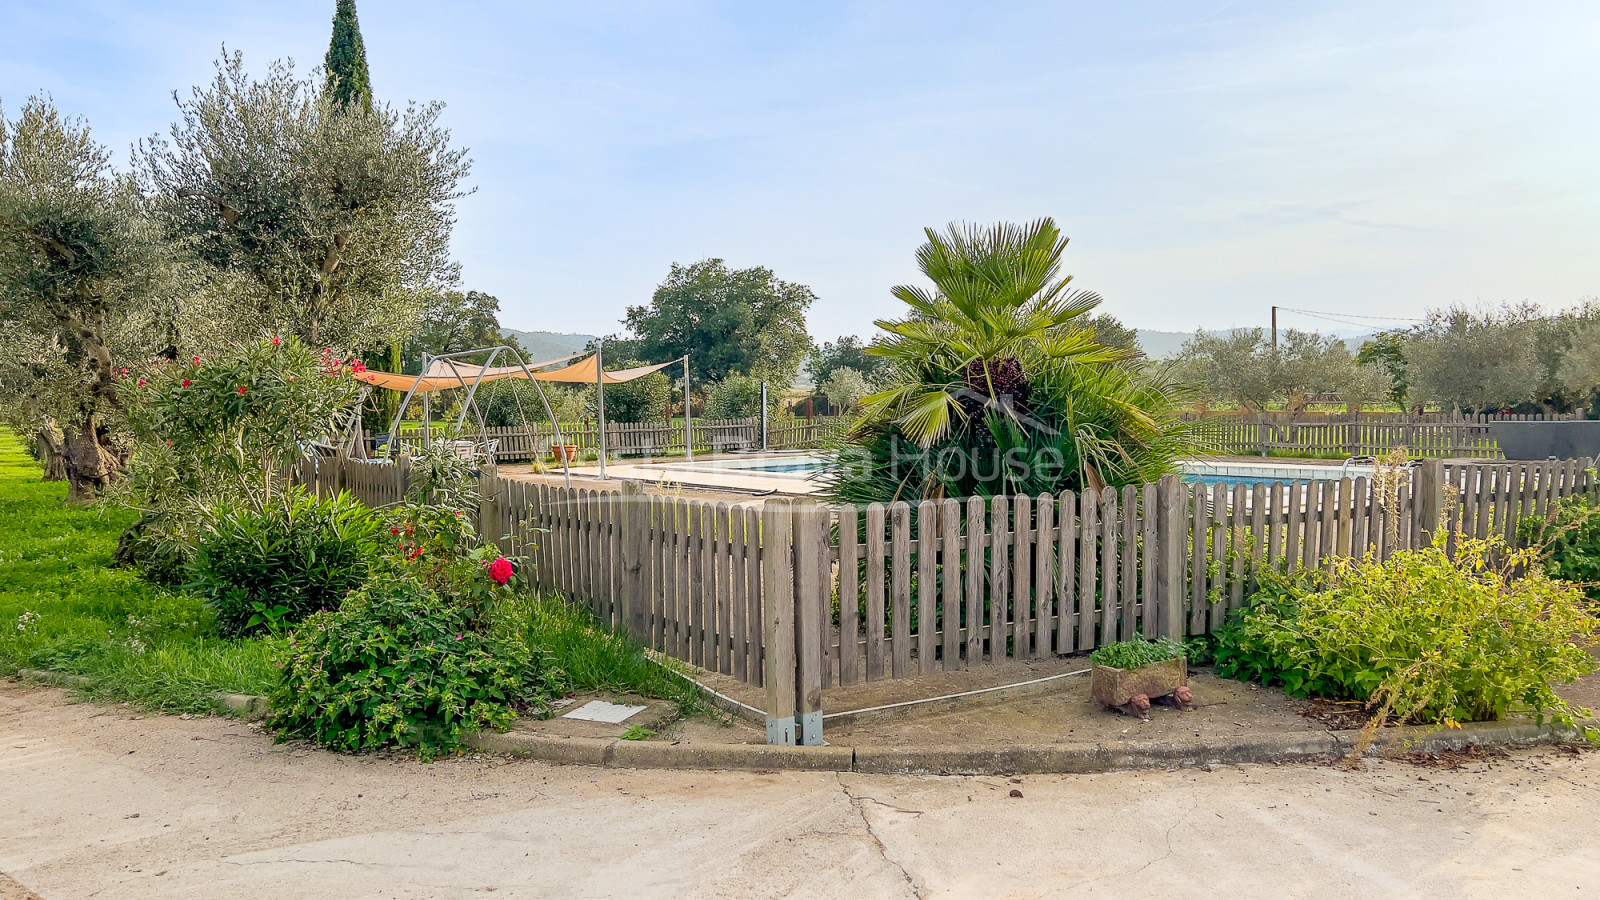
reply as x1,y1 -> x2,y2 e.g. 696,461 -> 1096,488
1404,305 -> 1543,413
1356,330 -> 1411,406
1276,330 -> 1354,412
704,374 -> 779,420
324,0 -> 373,112
1559,321 -> 1600,416
820,366 -> 870,413
0,97 -> 173,499
135,52 -> 470,352
808,335 -> 891,387
597,358 -> 671,423
404,290 -> 512,373
622,258 -> 813,385
1172,328 -> 1281,410
1081,312 -> 1141,355
1341,362 -> 1395,413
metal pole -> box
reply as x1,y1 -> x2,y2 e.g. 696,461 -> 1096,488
1271,306 -> 1278,350
596,341 -> 607,479
761,380 -> 769,451
683,354 -> 692,461
421,353 -> 431,446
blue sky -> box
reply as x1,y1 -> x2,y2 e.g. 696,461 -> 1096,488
3,1 -> 1598,341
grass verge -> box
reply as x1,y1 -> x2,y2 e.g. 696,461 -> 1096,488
492,590 -> 704,714
0,436 -> 276,712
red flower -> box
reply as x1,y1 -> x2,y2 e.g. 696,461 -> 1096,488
351,361 -> 367,374
271,335 -> 281,347
487,557 -> 514,585
136,378 -> 146,387
181,379 -> 191,387
390,527 -> 399,535
237,386 -> 247,395
192,356 -> 200,365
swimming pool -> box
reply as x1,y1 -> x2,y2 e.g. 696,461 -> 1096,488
579,454 -> 1379,496
1180,460 -> 1377,487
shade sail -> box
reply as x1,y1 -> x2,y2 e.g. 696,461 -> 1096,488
526,355 -> 677,384
351,353 -> 675,393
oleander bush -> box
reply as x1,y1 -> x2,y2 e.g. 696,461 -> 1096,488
189,487 -> 383,637
1213,536 -> 1600,730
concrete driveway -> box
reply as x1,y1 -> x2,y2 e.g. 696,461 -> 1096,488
2,682 -> 1596,899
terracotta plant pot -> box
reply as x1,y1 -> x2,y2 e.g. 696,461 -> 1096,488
1091,657 -> 1192,719
552,444 -> 579,463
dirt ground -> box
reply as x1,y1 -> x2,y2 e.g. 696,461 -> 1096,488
5,681 -> 1600,899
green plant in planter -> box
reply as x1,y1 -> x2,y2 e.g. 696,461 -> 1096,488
271,576 -> 566,760
1089,637 -> 1186,670
188,487 -> 382,637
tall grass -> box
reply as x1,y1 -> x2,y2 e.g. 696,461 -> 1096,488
491,591 -> 702,712
0,436 -> 277,712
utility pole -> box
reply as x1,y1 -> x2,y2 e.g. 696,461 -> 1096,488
595,339 -> 606,479
1271,306 -> 1278,350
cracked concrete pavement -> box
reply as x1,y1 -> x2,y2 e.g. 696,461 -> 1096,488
4,681 -> 1599,899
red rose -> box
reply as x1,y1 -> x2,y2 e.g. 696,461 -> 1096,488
487,557 -> 514,585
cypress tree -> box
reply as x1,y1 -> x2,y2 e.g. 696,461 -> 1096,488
324,0 -> 373,111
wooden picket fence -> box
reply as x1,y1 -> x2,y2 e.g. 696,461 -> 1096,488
377,416 -> 849,461
1185,412 -> 1584,459
299,455 -> 1597,745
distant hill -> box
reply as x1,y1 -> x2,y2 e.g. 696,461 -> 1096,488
502,329 -> 597,363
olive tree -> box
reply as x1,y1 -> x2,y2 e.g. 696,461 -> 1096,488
1404,306 -> 1543,413
0,97 -> 174,499
135,52 -> 471,352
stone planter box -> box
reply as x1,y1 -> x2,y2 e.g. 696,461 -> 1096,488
1091,657 -> 1190,718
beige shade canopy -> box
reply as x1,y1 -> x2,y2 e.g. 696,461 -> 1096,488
352,353 -> 674,393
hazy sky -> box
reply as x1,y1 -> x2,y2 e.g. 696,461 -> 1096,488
3,1 -> 1597,340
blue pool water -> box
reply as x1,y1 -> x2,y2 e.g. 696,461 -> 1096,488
741,461 -> 825,474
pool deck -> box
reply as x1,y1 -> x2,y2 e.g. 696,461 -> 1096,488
498,451 -> 823,500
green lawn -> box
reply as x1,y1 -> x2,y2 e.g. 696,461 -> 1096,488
0,437 -> 277,712
0,435 -> 696,720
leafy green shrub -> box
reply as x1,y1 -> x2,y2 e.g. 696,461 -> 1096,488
1520,495 -> 1600,602
114,336 -> 365,583
1089,637 -> 1186,669
271,577 -> 566,760
1213,537 -> 1600,729
705,374 -> 779,419
189,488 -> 382,637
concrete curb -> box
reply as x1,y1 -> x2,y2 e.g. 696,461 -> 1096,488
13,670 -> 1586,775
15,669 -> 269,719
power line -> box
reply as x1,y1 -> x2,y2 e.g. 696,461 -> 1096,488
1275,306 -> 1425,323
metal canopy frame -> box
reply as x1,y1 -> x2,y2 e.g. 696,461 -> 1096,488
383,343 -> 573,489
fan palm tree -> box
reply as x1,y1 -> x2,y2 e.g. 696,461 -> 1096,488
825,218 -> 1199,504
858,218 -> 1123,447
